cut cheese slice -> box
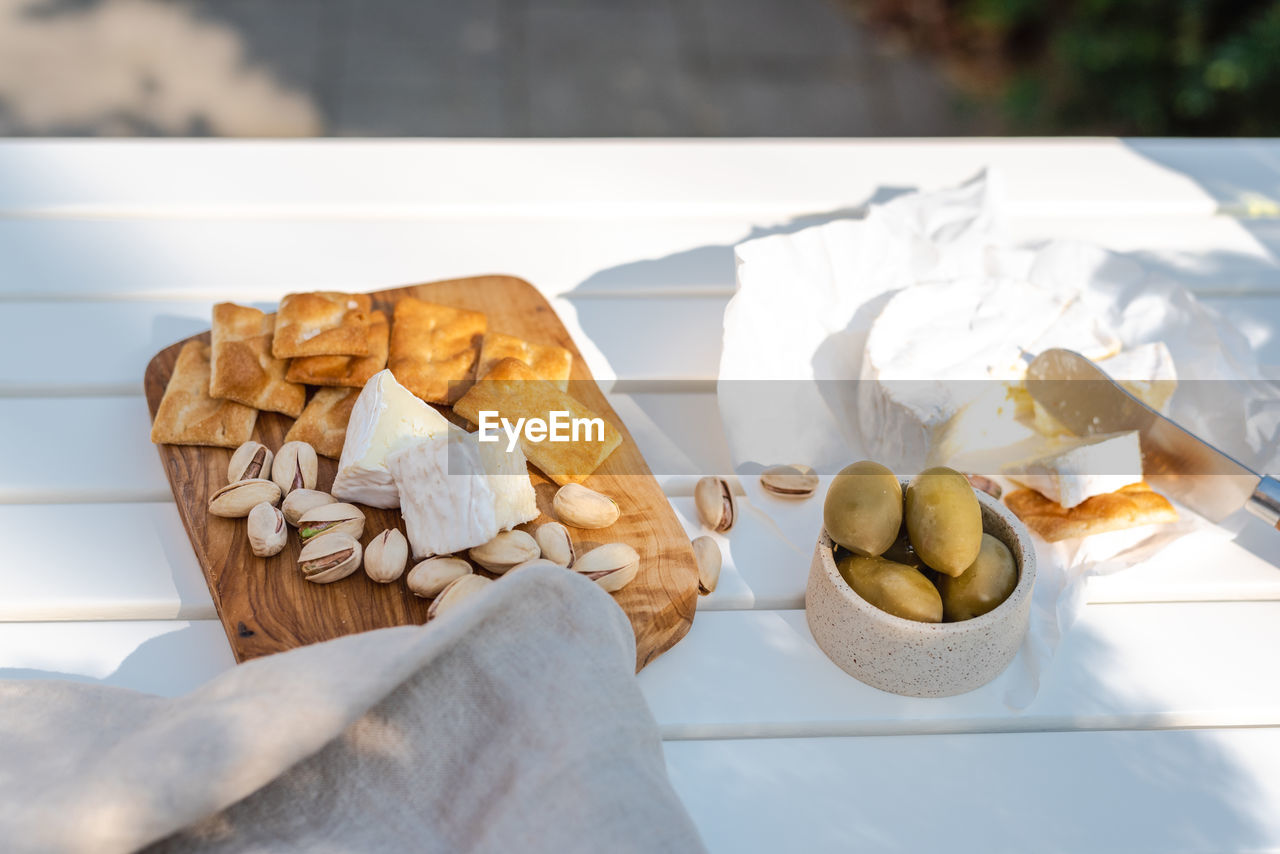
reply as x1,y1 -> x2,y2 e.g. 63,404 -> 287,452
1003,430 -> 1143,509
387,428 -> 499,559
475,438 -> 539,532
332,369 -> 451,508
1030,342 -> 1178,437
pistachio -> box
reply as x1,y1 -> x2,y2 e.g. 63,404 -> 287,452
572,543 -> 640,593
298,532 -> 362,584
228,441 -> 273,484
246,501 -> 287,557
427,574 -> 492,621
533,522 -> 575,567
553,483 -> 620,529
297,503 -> 365,543
364,529 -> 409,583
695,476 -> 735,533
272,441 -> 318,496
508,558 -> 566,573
208,478 -> 281,518
760,464 -> 818,498
469,530 -> 540,574
966,473 -> 1003,499
406,557 -> 473,598
282,489 -> 337,527
691,536 -> 721,594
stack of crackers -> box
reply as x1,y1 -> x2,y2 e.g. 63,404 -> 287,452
150,290 -> 619,482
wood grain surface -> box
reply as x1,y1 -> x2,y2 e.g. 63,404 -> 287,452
144,275 -> 699,670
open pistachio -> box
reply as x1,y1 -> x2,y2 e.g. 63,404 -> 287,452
469,530 -> 540,574
364,529 -> 408,583
272,441 -> 318,496
247,502 -> 287,557
691,535 -> 721,594
509,558 -> 566,573
282,489 -> 337,527
407,557 -> 473,598
553,483 -> 620,529
228,441 -> 273,484
572,543 -> 640,593
760,464 -> 819,498
208,478 -> 281,518
533,522 -> 575,567
695,476 -> 735,533
297,503 -> 365,543
427,574 -> 492,621
298,532 -> 362,584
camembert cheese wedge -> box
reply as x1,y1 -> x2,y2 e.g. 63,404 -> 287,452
387,427 -> 537,559
332,369 -> 451,508
1003,430 -> 1143,509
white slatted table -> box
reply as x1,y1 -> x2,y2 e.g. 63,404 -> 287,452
2,140 -> 1279,853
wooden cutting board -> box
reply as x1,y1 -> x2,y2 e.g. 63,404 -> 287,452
144,275 -> 699,671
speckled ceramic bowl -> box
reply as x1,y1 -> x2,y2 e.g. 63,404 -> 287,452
805,484 -> 1036,698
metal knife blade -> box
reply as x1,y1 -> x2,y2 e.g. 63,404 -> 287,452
1024,348 -> 1263,523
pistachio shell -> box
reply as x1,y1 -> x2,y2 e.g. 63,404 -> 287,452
552,483 -> 620,529
297,502 -> 366,542
427,574 -> 492,620
695,476 -> 735,533
364,529 -> 409,583
691,535 -> 721,594
228,441 -> 273,484
208,478 -> 281,518
282,489 -> 337,527
469,530 -> 539,574
246,502 -> 287,557
508,558 -> 566,573
406,557 -> 473,598
298,532 -> 362,584
273,441 -> 318,496
760,464 -> 818,498
533,522 -> 575,567
572,542 -> 640,593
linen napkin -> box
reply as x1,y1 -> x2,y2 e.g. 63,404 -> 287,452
0,566 -> 706,854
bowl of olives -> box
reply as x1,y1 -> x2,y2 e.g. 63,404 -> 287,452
805,462 -> 1036,698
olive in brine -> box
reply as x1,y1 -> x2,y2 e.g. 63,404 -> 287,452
837,554 -> 943,623
905,466 -> 982,577
823,461 -> 902,557
937,533 -> 1018,621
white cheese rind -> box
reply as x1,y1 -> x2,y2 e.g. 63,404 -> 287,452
476,439 -> 538,532
859,278 -> 1069,470
332,369 -> 451,509
387,429 -> 499,559
1003,431 -> 1143,508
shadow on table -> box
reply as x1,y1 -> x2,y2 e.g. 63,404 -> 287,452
651,613 -> 1275,851
0,623 -> 229,698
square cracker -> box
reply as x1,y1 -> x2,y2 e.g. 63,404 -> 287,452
477,331 -> 573,391
388,297 -> 486,404
1004,482 -> 1178,543
284,387 -> 359,459
453,357 -> 622,486
151,340 -> 257,448
210,303 -> 306,418
272,291 -> 373,359
286,310 -> 389,388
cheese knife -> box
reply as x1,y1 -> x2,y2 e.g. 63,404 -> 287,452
1025,348 -> 1280,529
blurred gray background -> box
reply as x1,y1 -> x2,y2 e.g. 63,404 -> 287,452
0,0 -> 976,136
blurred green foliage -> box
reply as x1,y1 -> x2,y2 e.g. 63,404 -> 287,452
862,0 -> 1280,134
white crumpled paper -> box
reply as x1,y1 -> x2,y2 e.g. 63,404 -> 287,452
719,171 -> 1280,708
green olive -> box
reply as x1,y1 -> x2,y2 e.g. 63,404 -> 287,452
905,466 -> 982,577
836,554 -> 943,623
823,461 -> 902,557
937,533 -> 1018,621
